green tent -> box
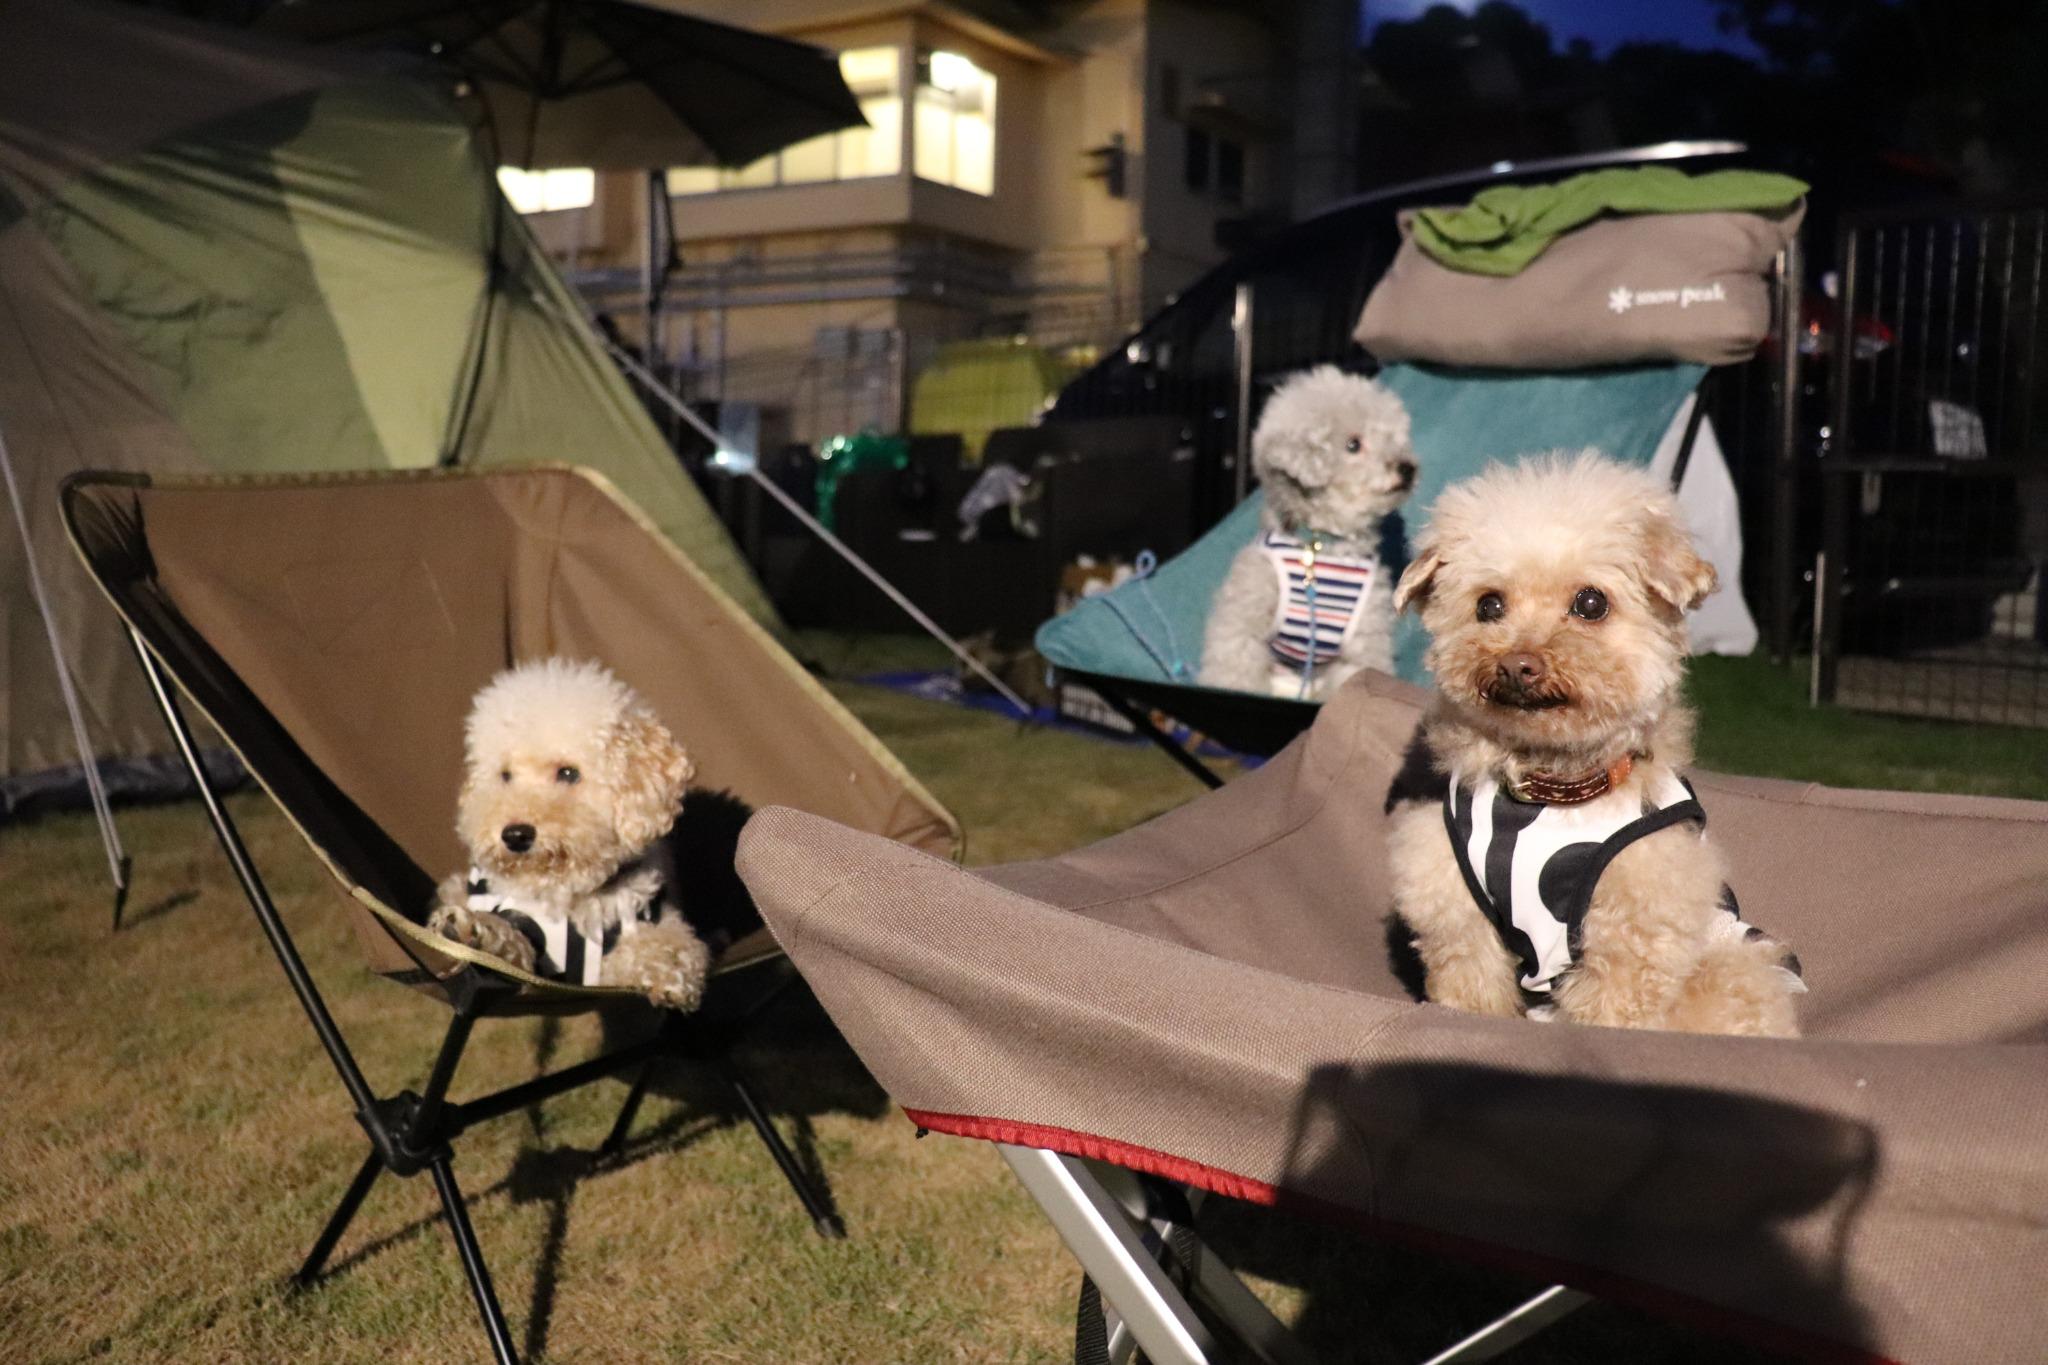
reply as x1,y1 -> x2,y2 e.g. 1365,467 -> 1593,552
0,0 -> 777,803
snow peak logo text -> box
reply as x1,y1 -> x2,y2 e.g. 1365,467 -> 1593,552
1606,281 -> 1727,315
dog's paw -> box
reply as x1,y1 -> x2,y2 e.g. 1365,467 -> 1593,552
642,965 -> 706,1013
604,926 -> 711,1012
427,905 -> 538,974
643,933 -> 712,1012
426,902 -> 474,941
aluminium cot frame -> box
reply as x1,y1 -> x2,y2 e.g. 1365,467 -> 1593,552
126,627 -> 843,1365
1004,1146 -> 1591,1365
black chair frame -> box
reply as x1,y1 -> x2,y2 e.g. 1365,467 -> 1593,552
127,627 -> 843,1365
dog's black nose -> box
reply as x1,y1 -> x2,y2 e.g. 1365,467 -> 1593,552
1395,461 -> 1417,490
501,823 -> 535,854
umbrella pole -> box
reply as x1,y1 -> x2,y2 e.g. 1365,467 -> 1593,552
643,170 -> 668,375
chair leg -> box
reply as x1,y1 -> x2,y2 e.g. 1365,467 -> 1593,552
598,1062 -> 656,1157
1092,685 -> 1227,790
294,1148 -> 385,1286
429,1157 -> 519,1365
709,1051 -> 847,1238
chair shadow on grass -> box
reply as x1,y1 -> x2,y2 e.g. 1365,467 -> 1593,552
1191,1060 -> 1877,1364
304,976 -> 890,1361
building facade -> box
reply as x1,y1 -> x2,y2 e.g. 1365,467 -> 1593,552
515,0 -> 1359,444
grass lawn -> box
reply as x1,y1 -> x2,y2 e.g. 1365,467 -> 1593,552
1689,653 -> 2048,800
2,638 -> 2036,1363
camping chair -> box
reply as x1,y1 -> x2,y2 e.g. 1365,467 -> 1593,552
736,672 -> 2048,1364
1037,361 -> 1720,786
60,466 -> 959,1365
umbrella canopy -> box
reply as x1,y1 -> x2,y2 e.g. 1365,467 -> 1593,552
256,0 -> 867,169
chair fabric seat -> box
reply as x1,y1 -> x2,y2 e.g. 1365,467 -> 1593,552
61,466 -> 960,1007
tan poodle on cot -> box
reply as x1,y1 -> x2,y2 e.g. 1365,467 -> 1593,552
427,659 -> 713,1011
1200,365 -> 1418,701
1386,451 -> 1804,1037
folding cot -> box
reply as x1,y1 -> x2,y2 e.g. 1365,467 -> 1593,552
738,673 -> 2048,1364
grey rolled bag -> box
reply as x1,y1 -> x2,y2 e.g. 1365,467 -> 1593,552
1357,207 -> 1803,369
738,672 -> 2048,1364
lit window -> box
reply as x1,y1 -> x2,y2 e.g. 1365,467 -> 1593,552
668,46 -> 902,195
497,167 -> 595,214
666,165 -> 718,194
913,49 -> 995,195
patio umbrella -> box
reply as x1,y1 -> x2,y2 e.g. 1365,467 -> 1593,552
257,0 -> 865,170
254,0 -> 866,359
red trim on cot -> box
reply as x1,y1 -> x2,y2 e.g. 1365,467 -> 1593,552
900,1107 -> 1901,1365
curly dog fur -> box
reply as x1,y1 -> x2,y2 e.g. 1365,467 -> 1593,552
1387,451 -> 1802,1037
426,659 -> 753,1011
1200,366 -> 1417,699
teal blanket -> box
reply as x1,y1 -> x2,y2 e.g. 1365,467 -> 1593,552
1036,362 -> 1705,692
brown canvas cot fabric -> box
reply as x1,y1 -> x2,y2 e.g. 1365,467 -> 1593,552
737,672 -> 2048,1364
61,466 -> 957,1003
1356,207 -> 1802,369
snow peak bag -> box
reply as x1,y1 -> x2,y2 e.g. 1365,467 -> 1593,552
1356,204 -> 1803,369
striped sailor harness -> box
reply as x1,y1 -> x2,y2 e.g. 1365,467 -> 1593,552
1262,529 -> 1379,692
464,861 -> 668,987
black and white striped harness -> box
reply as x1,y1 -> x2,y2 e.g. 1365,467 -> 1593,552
1442,768 -> 1759,1005
464,866 -> 666,987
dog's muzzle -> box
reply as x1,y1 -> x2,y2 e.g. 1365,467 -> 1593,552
1481,653 -> 1569,710
500,822 -> 536,854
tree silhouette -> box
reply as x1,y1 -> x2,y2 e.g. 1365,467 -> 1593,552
1709,0 -> 2048,193
1362,0 -> 2047,198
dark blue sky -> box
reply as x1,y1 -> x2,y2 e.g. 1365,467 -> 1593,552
1365,0 -> 1766,59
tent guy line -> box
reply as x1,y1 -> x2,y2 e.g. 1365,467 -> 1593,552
0,414 -> 128,903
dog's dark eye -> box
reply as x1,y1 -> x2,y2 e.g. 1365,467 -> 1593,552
1344,435 -> 1362,453
555,766 -> 580,785
1571,586 -> 1610,621
499,770 -> 510,784
1476,591 -> 1506,622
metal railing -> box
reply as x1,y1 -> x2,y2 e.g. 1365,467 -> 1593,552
1813,203 -> 2048,727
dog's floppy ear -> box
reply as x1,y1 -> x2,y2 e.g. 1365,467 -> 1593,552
453,757 -> 490,854
1254,418 -> 1335,487
1634,508 -> 1718,614
610,706 -> 697,850
1392,545 -> 1444,614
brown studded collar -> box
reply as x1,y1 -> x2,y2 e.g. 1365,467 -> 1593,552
1506,754 -> 1636,805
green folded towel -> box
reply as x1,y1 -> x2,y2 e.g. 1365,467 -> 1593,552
1412,166 -> 1809,276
